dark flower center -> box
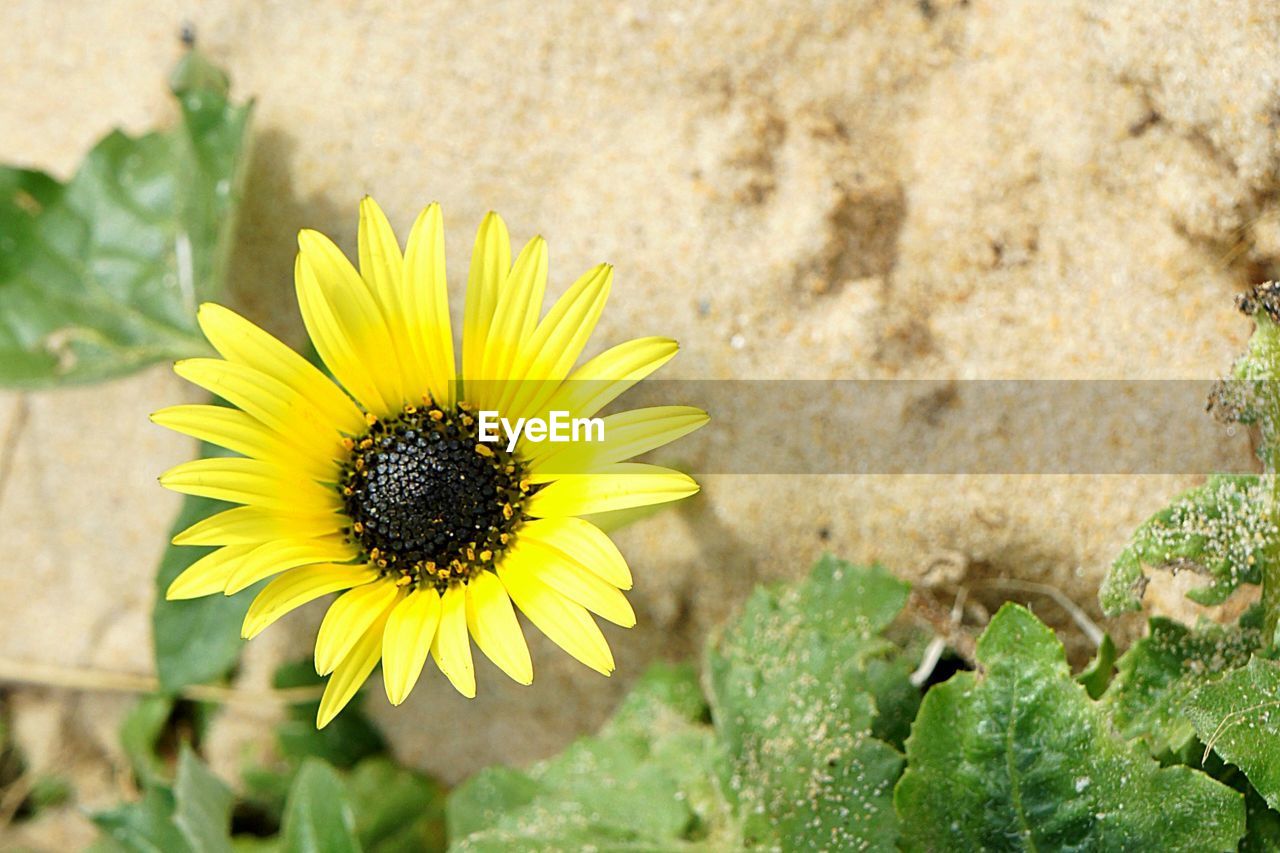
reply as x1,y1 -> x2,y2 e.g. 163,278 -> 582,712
339,403 -> 527,591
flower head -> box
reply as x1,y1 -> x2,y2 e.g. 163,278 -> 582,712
154,199 -> 705,726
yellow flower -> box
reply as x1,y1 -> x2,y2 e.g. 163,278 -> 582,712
153,199 -> 706,727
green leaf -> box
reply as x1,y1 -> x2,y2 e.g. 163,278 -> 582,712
120,695 -> 175,787
1186,657 -> 1280,812
153,445 -> 252,692
0,49 -> 250,388
446,767 -> 539,843
93,750 -> 233,853
26,774 -> 72,812
894,604 -> 1245,852
237,660 -> 391,837
1077,633 -> 1116,700
272,659 -> 386,769
1100,474 -> 1273,615
282,760 -> 360,853
243,757 -> 444,852
230,840 -> 284,853
93,786 -> 191,853
448,663 -> 734,850
173,745 -> 234,853
865,643 -> 924,750
704,556 -> 913,850
1104,615 -> 1262,755
1244,785 -> 1280,852
345,757 -> 446,852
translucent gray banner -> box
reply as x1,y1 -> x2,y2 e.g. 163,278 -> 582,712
489,379 -> 1260,475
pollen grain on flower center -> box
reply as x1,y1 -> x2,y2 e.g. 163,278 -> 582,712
339,403 -> 527,591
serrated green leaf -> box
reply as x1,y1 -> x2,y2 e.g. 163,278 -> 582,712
173,745 -> 234,853
1186,657 -> 1280,812
1104,615 -> 1262,755
895,603 -> 1245,852
0,50 -> 250,388
704,556 -> 914,851
1101,474 -> 1273,615
153,443 -> 253,692
1213,752 -> 1280,853
448,663 -> 733,851
1077,633 -> 1117,700
1244,785 -> 1280,852
282,760 -> 360,853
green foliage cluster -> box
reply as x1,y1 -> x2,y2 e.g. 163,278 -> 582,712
91,672 -> 445,853
80,553 -> 1280,851
8,51 -> 1280,853
448,555 -> 1265,851
0,50 -> 249,386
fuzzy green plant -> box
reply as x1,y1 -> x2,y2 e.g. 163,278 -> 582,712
1102,284 -> 1280,632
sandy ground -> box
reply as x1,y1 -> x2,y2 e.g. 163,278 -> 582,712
2,0 -> 1279,847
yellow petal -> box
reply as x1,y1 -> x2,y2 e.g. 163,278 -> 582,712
527,405 -> 708,475
580,504 -> 670,534
172,505 -> 344,547
151,404 -> 338,483
381,588 -> 443,705
431,584 -> 476,698
166,544 -> 254,600
524,463 -> 699,518
516,517 -> 632,589
403,203 -> 456,407
476,236 -> 547,409
159,457 -> 342,513
521,551 -> 635,627
500,263 -> 612,419
359,198 -> 441,406
462,212 -> 511,394
314,580 -> 402,676
357,197 -> 405,311
296,230 -> 404,416
224,536 -> 359,595
242,564 -> 379,639
195,302 -> 366,435
317,601 -> 395,729
498,555 -> 614,676
173,358 -> 347,460
465,571 -> 533,685
532,337 -> 679,422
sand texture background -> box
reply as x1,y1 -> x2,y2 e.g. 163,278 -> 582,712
2,0 -> 1279,847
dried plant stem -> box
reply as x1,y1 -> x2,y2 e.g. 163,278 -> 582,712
907,589 -> 978,665
910,588 -> 967,687
0,772 -> 36,829
0,657 -> 321,707
0,395 -> 30,508
975,577 -> 1105,648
